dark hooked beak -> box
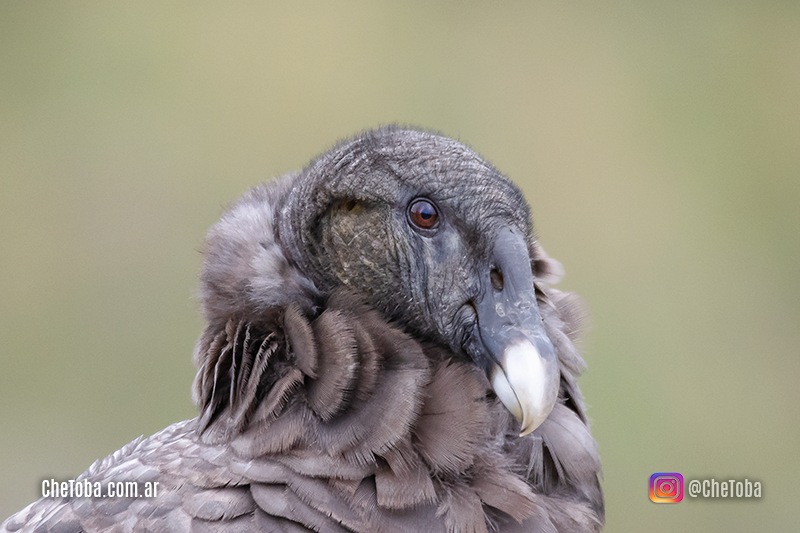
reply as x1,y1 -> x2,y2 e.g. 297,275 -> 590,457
467,228 -> 559,436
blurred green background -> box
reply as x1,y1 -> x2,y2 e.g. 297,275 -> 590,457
1,1 -> 798,531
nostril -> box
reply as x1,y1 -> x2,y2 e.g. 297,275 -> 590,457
490,268 -> 504,291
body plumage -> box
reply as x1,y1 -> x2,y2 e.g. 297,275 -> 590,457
3,127 -> 603,533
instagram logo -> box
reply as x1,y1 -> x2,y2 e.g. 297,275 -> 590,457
649,473 -> 684,503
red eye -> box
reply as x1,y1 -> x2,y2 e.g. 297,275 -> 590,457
408,199 -> 439,230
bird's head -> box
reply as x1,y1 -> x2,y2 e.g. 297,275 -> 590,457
276,128 -> 561,435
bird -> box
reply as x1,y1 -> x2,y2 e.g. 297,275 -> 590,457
2,127 -> 603,533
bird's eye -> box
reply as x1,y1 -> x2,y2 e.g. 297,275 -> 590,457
408,198 -> 439,231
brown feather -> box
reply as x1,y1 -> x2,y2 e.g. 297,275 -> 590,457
306,309 -> 359,421
190,513 -> 255,533
184,487 -> 255,521
471,463 -> 540,523
375,460 -> 437,509
436,483 -> 488,533
250,484 -> 348,533
230,402 -> 313,457
413,360 -> 490,475
231,333 -> 279,431
284,303 -> 317,378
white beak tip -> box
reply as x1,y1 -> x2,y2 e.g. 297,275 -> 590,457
490,339 -> 558,437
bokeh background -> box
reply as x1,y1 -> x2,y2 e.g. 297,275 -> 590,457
1,2 -> 798,531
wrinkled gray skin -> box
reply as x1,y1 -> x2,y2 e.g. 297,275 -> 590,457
278,129 -> 559,426
1,127 -> 602,533
280,129 -> 530,347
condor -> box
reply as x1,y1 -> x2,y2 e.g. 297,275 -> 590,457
3,127 -> 603,533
